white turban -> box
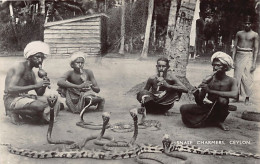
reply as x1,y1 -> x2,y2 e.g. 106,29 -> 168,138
211,51 -> 234,71
70,51 -> 86,64
24,41 -> 50,58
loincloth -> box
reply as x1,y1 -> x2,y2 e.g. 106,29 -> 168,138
137,90 -> 181,105
236,46 -> 253,52
180,102 -> 229,128
234,49 -> 254,97
3,93 -> 60,122
57,87 -> 98,114
3,94 -> 36,115
137,90 -> 181,114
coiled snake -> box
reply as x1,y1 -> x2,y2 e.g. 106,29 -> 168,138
110,107 -> 161,133
103,108 -> 139,151
137,107 -> 161,131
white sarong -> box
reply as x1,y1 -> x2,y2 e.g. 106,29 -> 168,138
234,50 -> 254,97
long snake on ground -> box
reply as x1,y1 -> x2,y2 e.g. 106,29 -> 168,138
46,93 -> 75,145
3,108 -> 165,160
162,134 -> 260,159
3,95 -> 259,162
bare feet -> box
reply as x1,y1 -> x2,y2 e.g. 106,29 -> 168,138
232,98 -> 239,103
10,113 -> 24,125
228,105 -> 237,111
244,97 -> 250,105
217,122 -> 229,131
164,111 -> 176,116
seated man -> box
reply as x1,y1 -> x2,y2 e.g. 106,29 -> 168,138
57,52 -> 105,113
180,51 -> 238,131
3,41 -> 61,125
137,57 -> 188,114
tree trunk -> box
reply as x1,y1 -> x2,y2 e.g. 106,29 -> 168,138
40,0 -> 45,15
119,0 -> 126,55
255,1 -> 260,52
152,12 -> 157,51
164,0 -> 179,52
129,0 -> 133,53
9,2 -> 15,22
8,2 -> 21,49
165,0 -> 197,100
140,0 -> 154,59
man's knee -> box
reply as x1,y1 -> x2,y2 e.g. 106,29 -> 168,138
89,96 -> 105,109
137,90 -> 152,102
180,105 -> 185,114
92,96 -> 105,104
27,101 -> 47,112
180,104 -> 192,114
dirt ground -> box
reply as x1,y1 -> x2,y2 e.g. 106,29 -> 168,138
0,54 -> 259,164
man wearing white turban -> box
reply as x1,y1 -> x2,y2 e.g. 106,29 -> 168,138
180,52 -> 238,131
3,41 -> 61,125
57,52 -> 105,113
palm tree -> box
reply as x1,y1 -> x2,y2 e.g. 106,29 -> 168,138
119,0 -> 125,55
140,0 -> 154,59
164,0 -> 179,51
164,0 -> 197,96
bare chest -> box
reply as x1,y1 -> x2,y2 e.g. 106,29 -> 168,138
69,72 -> 89,84
208,79 -> 230,91
238,33 -> 255,44
19,71 -> 35,85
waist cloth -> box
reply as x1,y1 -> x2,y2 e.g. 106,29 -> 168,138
3,92 -> 60,122
180,102 -> 230,128
57,87 -> 97,114
234,47 -> 254,97
137,90 -> 181,114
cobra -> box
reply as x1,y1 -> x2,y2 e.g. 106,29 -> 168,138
46,93 -> 75,145
76,96 -> 110,130
135,134 -> 189,164
4,109 -> 164,160
109,107 -> 161,133
162,134 -> 260,159
81,112 -> 114,147
137,107 -> 161,131
103,108 -> 139,151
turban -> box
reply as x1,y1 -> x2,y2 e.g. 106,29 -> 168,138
24,41 -> 50,58
211,51 -> 234,71
70,51 -> 86,64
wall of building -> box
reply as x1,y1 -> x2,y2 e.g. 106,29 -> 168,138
44,16 -> 102,56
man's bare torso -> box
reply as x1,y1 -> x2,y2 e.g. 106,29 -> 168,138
67,69 -> 90,85
5,62 -> 36,93
207,75 -> 234,101
237,30 -> 258,49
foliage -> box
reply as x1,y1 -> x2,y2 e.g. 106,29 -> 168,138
0,15 -> 44,51
0,22 -> 18,51
106,0 -> 149,52
0,0 -> 258,54
199,0 -> 257,55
